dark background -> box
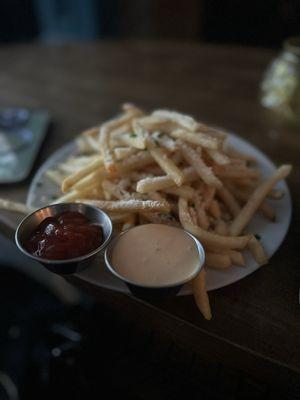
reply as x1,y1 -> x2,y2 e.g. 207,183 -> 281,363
0,1 -> 299,399
0,0 -> 300,47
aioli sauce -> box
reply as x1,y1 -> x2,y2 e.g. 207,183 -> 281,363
111,224 -> 200,286
24,211 -> 103,260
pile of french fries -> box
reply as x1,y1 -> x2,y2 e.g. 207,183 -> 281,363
0,104 -> 292,320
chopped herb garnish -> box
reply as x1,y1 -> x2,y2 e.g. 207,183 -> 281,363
154,138 -> 160,147
130,132 -> 137,138
254,234 -> 261,240
157,132 -> 163,138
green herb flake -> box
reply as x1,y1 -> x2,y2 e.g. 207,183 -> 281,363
254,234 -> 261,240
130,132 -> 137,138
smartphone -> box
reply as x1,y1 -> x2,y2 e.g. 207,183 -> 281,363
0,108 -> 50,183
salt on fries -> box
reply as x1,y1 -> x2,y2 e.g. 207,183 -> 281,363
0,104 -> 291,320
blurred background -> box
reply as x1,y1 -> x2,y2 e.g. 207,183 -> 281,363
0,0 -> 300,46
0,1 -> 300,400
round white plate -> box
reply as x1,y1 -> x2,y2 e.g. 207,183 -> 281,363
27,132 -> 292,294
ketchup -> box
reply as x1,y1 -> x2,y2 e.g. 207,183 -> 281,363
24,211 -> 103,260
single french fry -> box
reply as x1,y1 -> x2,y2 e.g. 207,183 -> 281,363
230,165 -> 292,235
146,136 -> 184,186
170,129 -> 219,150
59,162 -> 89,174
0,198 -> 34,214
228,185 -> 276,220
248,235 -> 268,266
100,126 -> 119,174
121,103 -> 144,115
214,165 -> 260,179
102,179 -> 140,201
76,137 -> 98,154
179,140 -> 222,188
134,115 -> 172,132
136,167 -> 197,193
61,156 -> 102,193
152,109 -> 199,131
228,250 -> 245,267
192,269 -> 212,320
205,253 -> 232,269
80,199 -> 171,213
53,181 -> 99,204
117,151 -> 154,173
206,149 -> 231,165
117,132 -> 146,150
225,146 -> 257,163
132,119 -> 147,148
61,154 -> 100,167
178,198 -> 250,250
71,167 -> 106,192
217,187 -> 240,217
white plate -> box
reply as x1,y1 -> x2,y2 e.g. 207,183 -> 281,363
27,132 -> 292,294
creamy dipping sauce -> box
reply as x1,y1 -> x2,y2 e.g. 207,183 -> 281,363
111,224 -> 201,286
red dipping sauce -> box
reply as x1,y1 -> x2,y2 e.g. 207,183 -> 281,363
24,211 -> 103,260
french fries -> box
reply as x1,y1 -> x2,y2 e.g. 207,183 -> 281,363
146,135 -> 184,186
170,129 -> 220,150
99,106 -> 144,173
179,140 -> 222,188
229,165 -> 291,235
248,235 -> 268,266
61,156 -> 103,193
10,103 -> 289,321
216,187 -> 240,217
0,199 -> 33,214
178,198 -> 250,250
192,269 -> 212,320
80,199 -> 171,214
136,167 -> 197,193
152,109 -> 199,131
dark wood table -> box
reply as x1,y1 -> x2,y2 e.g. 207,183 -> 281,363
0,41 -> 299,392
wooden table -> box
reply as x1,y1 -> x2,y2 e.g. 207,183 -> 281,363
0,41 -> 299,391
